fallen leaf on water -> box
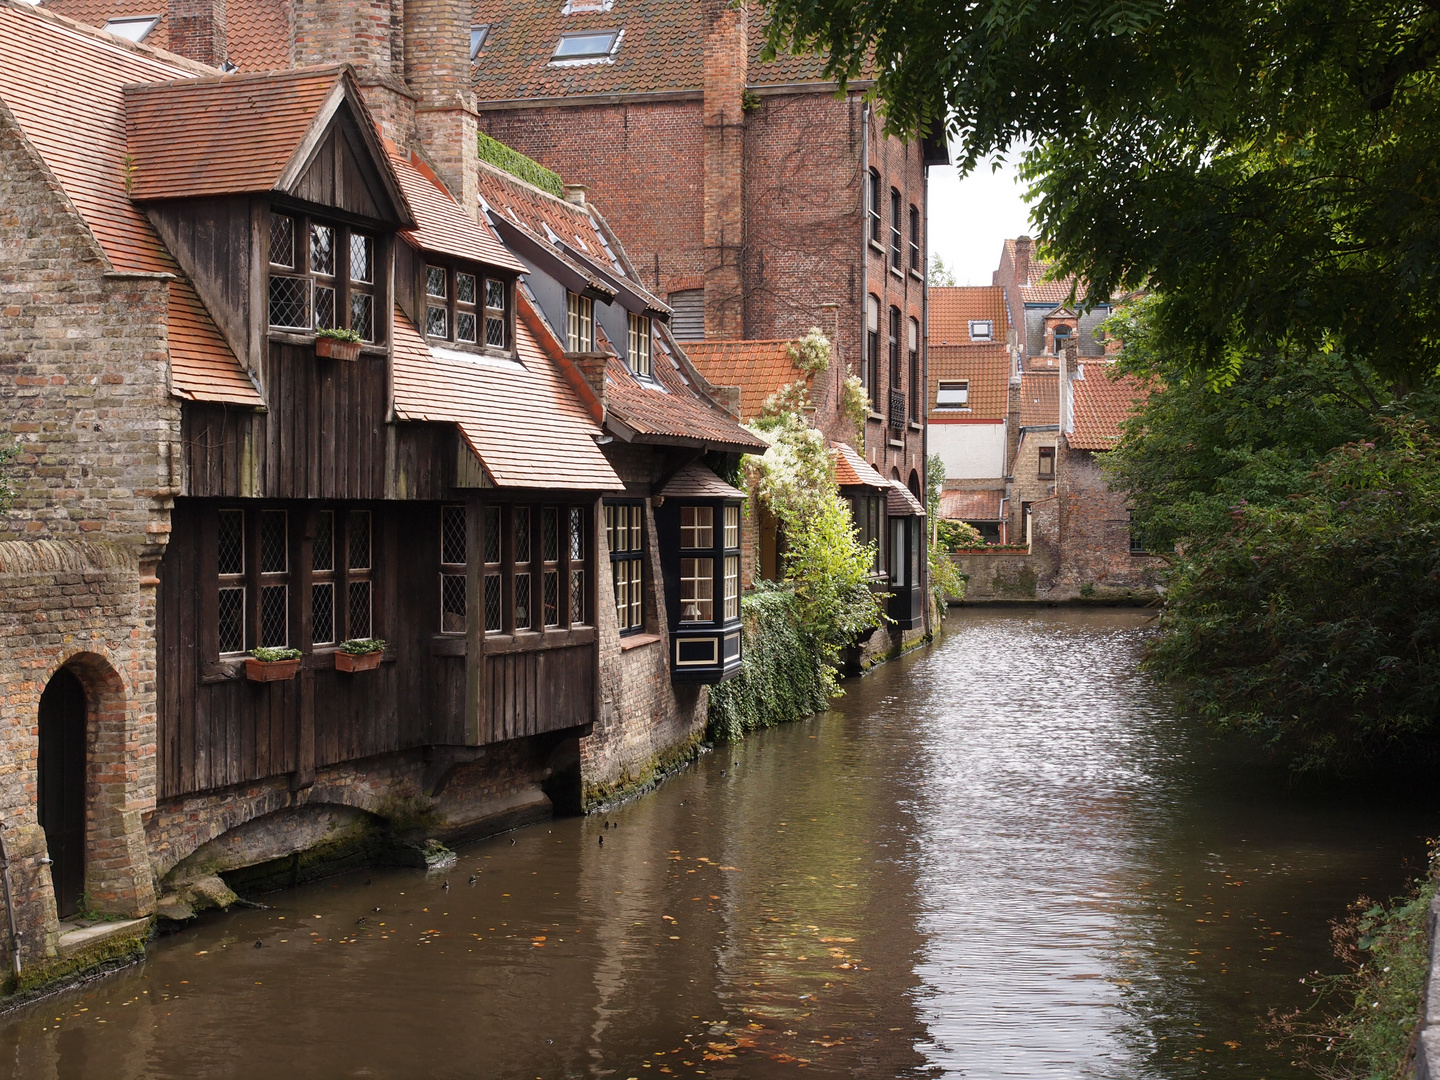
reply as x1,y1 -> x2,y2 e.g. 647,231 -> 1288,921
1224,1041 -> 1241,1049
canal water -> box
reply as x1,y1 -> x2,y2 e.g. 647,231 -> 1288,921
2,608 -> 1436,1079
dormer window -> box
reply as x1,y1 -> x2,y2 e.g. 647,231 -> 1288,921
968,320 -> 993,341
552,30 -> 619,61
470,25 -> 489,59
104,15 -> 159,41
628,312 -> 651,377
567,292 -> 595,352
268,211 -> 379,342
937,380 -> 969,408
1053,324 -> 1072,354
424,264 -> 509,349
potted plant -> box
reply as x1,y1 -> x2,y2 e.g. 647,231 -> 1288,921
334,637 -> 386,673
315,327 -> 363,361
245,646 -> 303,682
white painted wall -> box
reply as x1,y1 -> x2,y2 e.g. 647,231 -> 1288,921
928,421 -> 1007,479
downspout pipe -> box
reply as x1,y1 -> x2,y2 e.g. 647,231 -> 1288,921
0,822 -> 22,980
858,100 -> 870,451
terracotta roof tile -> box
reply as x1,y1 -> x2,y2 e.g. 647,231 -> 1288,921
660,462 -> 745,499
392,296 -> 621,490
929,344 -> 1011,421
123,67 -> 355,202
886,479 -> 925,517
1069,362 -> 1147,451
929,286 -> 1009,345
477,161 -> 623,275
679,339 -> 800,421
1019,371 -> 1059,427
831,441 -> 887,489
1000,237 -> 1101,306
940,489 -> 1003,521
390,145 -> 526,273
605,354 -> 765,452
43,0 -> 292,72
0,2 -> 262,404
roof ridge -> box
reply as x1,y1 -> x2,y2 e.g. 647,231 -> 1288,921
122,64 -> 350,92
1,0 -> 217,77
477,156 -> 587,215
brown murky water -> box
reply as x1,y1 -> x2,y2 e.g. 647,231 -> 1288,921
2,608 -> 1436,1079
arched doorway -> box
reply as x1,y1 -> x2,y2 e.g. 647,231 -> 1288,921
38,666 -> 86,918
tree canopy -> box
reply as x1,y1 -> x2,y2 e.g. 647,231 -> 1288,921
763,0 -> 1440,384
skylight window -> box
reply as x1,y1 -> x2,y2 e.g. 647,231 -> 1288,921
104,15 -> 160,41
470,24 -> 489,59
552,30 -> 619,60
969,320 -> 993,341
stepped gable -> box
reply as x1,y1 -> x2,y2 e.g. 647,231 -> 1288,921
1069,363 -> 1147,451
680,340 -> 799,422
0,1 -> 259,404
41,0 -> 291,72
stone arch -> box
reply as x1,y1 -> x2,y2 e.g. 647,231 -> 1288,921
36,650 -> 153,918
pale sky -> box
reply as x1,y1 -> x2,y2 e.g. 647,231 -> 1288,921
927,153 -> 1036,287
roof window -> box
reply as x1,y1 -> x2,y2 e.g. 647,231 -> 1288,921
552,30 -> 620,61
936,381 -> 970,408
104,15 -> 160,41
470,25 -> 489,59
562,0 -> 613,11
969,320 -> 993,341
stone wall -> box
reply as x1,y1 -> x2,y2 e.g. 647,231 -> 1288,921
1419,892 -> 1440,1080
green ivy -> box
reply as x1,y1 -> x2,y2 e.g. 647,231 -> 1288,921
477,132 -> 564,198
706,585 -> 830,743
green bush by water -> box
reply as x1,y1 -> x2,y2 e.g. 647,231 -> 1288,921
706,585 -> 830,743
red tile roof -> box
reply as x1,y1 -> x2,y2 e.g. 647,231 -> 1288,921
1069,362 -> 1148,451
929,344 -> 1011,421
886,479 -> 925,517
0,2 -> 260,405
679,340 -> 801,421
605,355 -> 765,452
999,238 -> 1102,306
1019,371 -> 1060,427
391,296 -> 621,490
940,489 -> 1003,521
831,441 -> 887,489
660,463 -> 745,499
929,286 -> 1009,345
43,0 -> 292,72
477,160 -> 624,275
389,144 -> 526,273
123,67 -> 409,212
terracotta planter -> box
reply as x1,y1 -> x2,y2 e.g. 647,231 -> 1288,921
244,657 -> 301,682
315,336 -> 362,361
334,650 -> 383,673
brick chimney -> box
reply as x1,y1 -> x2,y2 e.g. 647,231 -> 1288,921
702,0 -> 747,340
167,0 -> 226,67
405,0 -> 480,219
1014,235 -> 1034,287
291,0 -> 416,151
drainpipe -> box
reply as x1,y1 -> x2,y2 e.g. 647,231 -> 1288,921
858,99 -> 870,456
0,822 -> 22,980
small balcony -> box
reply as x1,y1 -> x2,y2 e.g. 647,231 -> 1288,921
888,389 -> 906,432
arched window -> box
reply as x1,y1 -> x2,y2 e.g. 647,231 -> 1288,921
1053,324 -> 1072,354
907,317 -> 920,420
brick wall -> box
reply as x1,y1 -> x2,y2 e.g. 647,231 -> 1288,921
167,0 -> 227,67
702,0 -> 747,339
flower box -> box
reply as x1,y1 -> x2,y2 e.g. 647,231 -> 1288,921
244,657 -> 301,682
315,336 -> 362,362
334,649 -> 383,673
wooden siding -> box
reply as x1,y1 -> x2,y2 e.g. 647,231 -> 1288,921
483,645 -> 594,744
290,111 -> 389,225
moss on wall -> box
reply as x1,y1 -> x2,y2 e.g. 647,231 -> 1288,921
707,588 -> 830,743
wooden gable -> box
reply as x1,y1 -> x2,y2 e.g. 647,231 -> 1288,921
284,97 -> 409,226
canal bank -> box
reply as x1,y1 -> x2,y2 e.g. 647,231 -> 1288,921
0,608 -> 1434,1079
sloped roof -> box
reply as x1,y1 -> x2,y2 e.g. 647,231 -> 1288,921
477,160 -> 626,278
941,489 -> 1003,521
391,296 -> 621,490
831,441 -> 887,490
661,463 -> 745,499
1019,371 -> 1059,427
887,479 -> 925,517
0,1 -> 260,405
42,0 -> 291,72
929,344 -> 1010,421
605,357 -> 764,452
389,144 -> 526,273
680,340 -> 799,421
123,67 -> 410,223
1000,238 -> 1107,306
1069,363 -> 1147,451
929,286 -> 1009,345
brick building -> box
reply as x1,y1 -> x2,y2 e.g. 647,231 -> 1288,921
0,0 -> 765,991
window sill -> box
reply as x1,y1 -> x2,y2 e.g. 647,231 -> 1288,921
269,330 -> 384,355
908,420 -> 923,431
867,240 -> 886,258
867,412 -> 885,423
910,269 -> 924,283
620,632 -> 662,651
889,265 -> 905,280
484,625 -> 596,654
887,439 -> 905,449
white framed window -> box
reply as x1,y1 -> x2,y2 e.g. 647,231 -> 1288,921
470,25 -> 489,59
567,292 -> 595,352
680,506 -> 714,549
724,555 -> 740,619
680,558 -> 714,623
104,15 -> 159,41
968,320 -> 993,341
627,312 -> 652,376
552,30 -> 619,60
936,380 -> 969,408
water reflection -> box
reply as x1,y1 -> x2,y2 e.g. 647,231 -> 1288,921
0,608 -> 1433,1079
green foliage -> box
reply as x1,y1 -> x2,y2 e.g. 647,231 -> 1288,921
1146,415 -> 1440,772
928,253 -> 957,287
477,131 -> 564,198
250,647 -> 302,662
316,327 -> 362,343
786,326 -> 832,376
338,638 -> 386,655
0,439 -> 19,516
936,519 -> 985,551
925,453 -> 945,521
706,585 -> 831,743
838,373 -> 870,440
763,0 -> 1440,385
1271,851 -> 1438,1079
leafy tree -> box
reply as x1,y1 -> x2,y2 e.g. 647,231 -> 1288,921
762,0 -> 1440,385
927,253 -> 957,287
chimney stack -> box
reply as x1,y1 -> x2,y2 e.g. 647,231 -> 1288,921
1014,235 -> 1034,287
167,0 -> 226,68
562,184 -> 588,206
291,0 -> 415,150
701,0 -> 747,340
